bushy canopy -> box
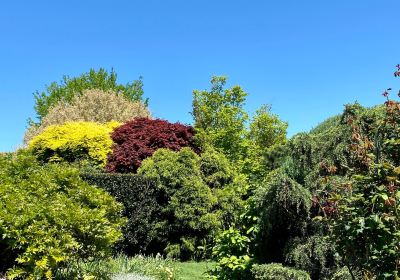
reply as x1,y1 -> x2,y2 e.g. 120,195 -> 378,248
0,152 -> 125,279
29,121 -> 119,167
137,147 -> 246,260
25,89 -> 150,143
106,118 -> 196,173
33,68 -> 146,122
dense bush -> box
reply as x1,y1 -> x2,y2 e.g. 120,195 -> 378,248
29,121 -> 119,167
137,148 -> 246,260
208,228 -> 253,280
106,118 -> 196,173
80,173 -> 161,255
0,152 -> 125,279
253,169 -> 312,263
33,68 -> 146,122
285,235 -> 339,279
251,263 -> 311,280
25,89 -> 150,143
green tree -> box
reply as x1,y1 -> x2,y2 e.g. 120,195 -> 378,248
33,68 -> 146,122
192,76 -> 249,161
137,148 -> 246,260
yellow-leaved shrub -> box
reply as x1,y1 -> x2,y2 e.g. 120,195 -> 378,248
29,121 -> 120,167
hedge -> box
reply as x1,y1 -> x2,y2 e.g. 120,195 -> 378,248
251,263 -> 311,280
80,172 -> 161,255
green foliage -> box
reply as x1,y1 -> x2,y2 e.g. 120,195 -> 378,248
0,151 -> 125,279
208,228 -> 253,280
137,148 -> 246,260
253,169 -> 312,263
192,76 -> 249,161
80,173 -> 161,256
26,88 -> 150,143
29,121 -> 119,167
248,105 -> 288,149
251,263 -> 311,280
285,235 -> 339,279
33,68 -> 146,122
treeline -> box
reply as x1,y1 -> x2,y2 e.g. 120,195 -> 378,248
0,66 -> 399,279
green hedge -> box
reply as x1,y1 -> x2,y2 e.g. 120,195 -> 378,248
81,172 -> 161,255
251,263 -> 311,280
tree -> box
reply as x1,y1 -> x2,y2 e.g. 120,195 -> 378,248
25,89 -> 150,144
314,65 -> 400,279
137,148 -> 246,260
33,68 -> 146,122
192,76 -> 249,162
106,118 -> 196,173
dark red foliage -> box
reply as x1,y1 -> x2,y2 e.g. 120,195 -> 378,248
106,118 -> 196,173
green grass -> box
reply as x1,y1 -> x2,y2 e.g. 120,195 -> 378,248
56,256 -> 214,280
175,261 -> 214,280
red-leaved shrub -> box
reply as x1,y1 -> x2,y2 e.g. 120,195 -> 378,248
106,118 -> 196,173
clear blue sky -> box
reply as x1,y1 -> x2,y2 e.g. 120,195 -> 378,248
0,0 -> 399,152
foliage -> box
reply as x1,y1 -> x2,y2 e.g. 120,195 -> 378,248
0,151 -> 125,279
33,68 -> 146,122
137,148 -> 246,260
285,235 -> 339,279
81,173 -> 161,256
56,255 -> 178,280
253,169 -> 312,263
251,263 -> 311,280
106,118 -> 196,173
29,121 -> 119,167
25,89 -> 150,143
208,228 -> 253,280
192,76 -> 249,162
314,68 -> 400,279
244,105 -> 288,181
192,77 -> 287,183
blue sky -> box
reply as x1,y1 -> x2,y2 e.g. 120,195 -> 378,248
0,0 -> 398,151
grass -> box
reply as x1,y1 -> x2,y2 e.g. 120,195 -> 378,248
56,255 -> 214,280
175,261 -> 214,280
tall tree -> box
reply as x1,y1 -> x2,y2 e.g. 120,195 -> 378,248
192,76 -> 249,162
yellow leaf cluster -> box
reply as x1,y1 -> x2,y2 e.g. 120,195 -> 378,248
29,121 -> 120,166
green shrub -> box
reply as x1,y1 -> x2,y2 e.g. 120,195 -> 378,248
80,173 -> 161,255
285,235 -> 338,279
29,121 -> 119,167
251,263 -> 311,280
0,151 -> 125,279
208,228 -> 253,280
137,148 -> 245,260
253,169 -> 312,263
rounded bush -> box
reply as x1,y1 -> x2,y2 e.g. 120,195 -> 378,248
106,118 -> 196,173
29,121 -> 119,167
0,152 -> 125,279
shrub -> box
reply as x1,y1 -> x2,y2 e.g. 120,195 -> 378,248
106,118 -> 196,173
285,235 -> 338,279
29,121 -> 119,167
80,173 -> 161,255
0,151 -> 125,279
25,89 -> 150,143
33,68 -> 146,122
137,148 -> 245,260
251,263 -> 311,280
253,169 -> 312,263
208,228 -> 253,280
